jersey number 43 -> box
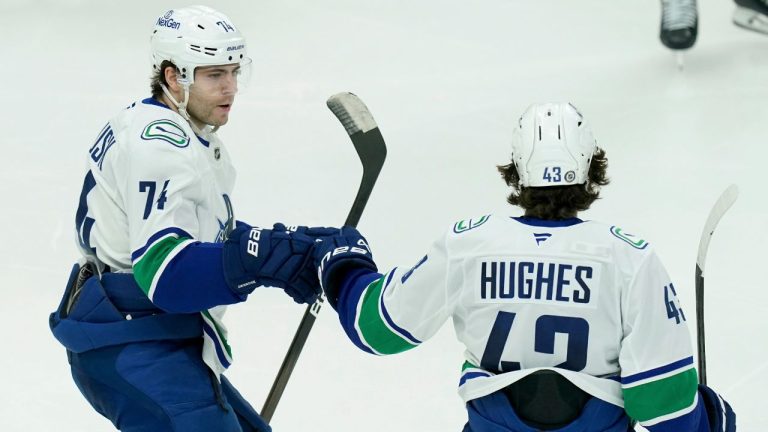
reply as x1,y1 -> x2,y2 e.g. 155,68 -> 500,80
480,312 -> 589,373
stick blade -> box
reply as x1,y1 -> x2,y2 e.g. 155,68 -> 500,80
327,92 -> 379,136
696,184 -> 739,273
326,92 -> 387,227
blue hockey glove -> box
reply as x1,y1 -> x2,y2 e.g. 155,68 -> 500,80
313,226 -> 378,308
698,384 -> 736,432
223,223 -> 337,304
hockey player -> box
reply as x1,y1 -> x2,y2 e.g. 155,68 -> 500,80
49,6 -> 333,432
313,103 -> 736,431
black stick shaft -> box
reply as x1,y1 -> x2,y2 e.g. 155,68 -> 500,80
695,265 -> 706,385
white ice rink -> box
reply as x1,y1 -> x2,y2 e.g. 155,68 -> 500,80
1,0 -> 766,430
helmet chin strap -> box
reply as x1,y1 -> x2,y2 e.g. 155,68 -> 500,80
160,83 -> 217,136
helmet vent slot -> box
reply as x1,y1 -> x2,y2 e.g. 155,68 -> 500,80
557,125 -> 561,139
189,45 -> 218,57
538,126 -> 542,141
198,24 -> 206,30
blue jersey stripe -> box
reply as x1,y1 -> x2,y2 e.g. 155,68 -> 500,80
621,356 -> 694,385
337,269 -> 382,355
459,371 -> 492,387
131,227 -> 194,262
203,321 -> 231,369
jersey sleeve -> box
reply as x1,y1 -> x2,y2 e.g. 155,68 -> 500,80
115,129 -> 242,313
335,232 -> 454,356
619,249 -> 704,430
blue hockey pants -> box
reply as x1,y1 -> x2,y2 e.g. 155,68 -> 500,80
50,264 -> 271,432
463,390 -> 632,432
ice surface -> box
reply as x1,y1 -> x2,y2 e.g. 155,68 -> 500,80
1,0 -> 765,430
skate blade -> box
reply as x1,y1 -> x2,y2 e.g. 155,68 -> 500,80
676,52 -> 685,70
733,6 -> 768,35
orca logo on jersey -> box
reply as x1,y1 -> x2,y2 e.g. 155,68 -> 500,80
141,120 -> 190,148
610,226 -> 648,250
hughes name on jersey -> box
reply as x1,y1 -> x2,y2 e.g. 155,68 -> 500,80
75,98 -> 240,375
335,215 -> 699,429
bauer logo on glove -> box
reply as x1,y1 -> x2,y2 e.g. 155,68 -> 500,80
246,227 -> 263,258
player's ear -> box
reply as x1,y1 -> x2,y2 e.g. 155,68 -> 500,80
163,66 -> 181,93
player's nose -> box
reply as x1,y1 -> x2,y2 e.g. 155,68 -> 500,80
222,73 -> 237,95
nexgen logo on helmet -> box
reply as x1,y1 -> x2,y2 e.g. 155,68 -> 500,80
510,102 -> 597,188
157,10 -> 180,29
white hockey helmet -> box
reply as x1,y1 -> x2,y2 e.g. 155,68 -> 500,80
150,5 -> 251,87
510,102 -> 597,187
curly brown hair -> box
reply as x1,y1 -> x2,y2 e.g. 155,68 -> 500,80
497,148 -> 610,219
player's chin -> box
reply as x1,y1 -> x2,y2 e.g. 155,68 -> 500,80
210,113 -> 230,127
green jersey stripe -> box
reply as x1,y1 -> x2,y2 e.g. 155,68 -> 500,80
623,367 -> 698,422
133,237 -> 192,299
133,236 -> 190,296
462,361 -> 480,371
356,276 -> 418,355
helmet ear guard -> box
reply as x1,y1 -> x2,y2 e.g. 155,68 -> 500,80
510,102 -> 597,188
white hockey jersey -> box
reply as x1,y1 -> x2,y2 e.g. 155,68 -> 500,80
75,98 -> 237,375
337,215 -> 698,427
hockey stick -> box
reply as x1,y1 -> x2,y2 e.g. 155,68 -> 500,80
695,184 -> 738,385
261,92 -> 387,423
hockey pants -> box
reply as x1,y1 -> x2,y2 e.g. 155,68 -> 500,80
50,264 -> 271,432
463,390 -> 632,432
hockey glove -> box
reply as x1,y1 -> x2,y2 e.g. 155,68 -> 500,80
698,384 -> 736,432
223,223 -> 336,304
314,226 -> 378,308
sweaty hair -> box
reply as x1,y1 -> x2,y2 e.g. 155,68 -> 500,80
150,61 -> 177,99
497,148 -> 610,219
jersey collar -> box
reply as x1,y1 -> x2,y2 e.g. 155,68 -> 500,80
142,97 -> 172,110
512,216 -> 584,227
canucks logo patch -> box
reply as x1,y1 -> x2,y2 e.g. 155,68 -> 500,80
454,215 -> 490,233
610,226 -> 648,249
141,120 -> 190,147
